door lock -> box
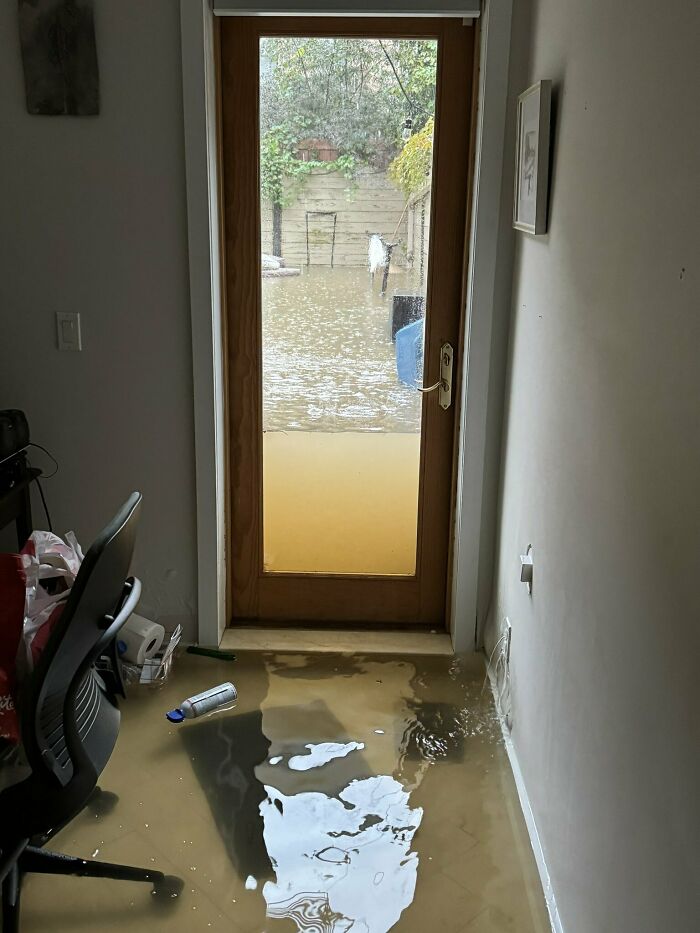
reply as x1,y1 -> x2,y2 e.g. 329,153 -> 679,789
417,342 -> 453,410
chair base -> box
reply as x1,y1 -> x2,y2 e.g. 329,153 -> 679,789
2,845 -> 183,931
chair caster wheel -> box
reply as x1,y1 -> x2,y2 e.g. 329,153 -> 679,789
86,787 -> 119,817
151,875 -> 184,900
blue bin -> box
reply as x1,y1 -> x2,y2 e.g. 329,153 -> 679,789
395,318 -> 424,388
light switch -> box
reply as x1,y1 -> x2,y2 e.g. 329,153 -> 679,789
56,312 -> 82,351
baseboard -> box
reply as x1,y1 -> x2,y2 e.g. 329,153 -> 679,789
487,667 -> 565,933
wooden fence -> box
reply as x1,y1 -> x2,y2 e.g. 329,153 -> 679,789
261,168 -> 410,268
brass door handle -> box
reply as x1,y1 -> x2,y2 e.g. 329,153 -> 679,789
417,343 -> 453,410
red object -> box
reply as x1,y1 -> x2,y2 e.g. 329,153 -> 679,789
0,554 -> 26,743
20,537 -> 36,558
295,137 -> 339,162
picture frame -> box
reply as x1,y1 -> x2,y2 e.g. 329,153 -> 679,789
513,80 -> 551,234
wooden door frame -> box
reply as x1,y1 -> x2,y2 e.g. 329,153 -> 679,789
220,15 -> 474,627
180,0 -> 515,648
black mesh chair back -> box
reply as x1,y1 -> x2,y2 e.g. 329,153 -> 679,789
0,492 -> 181,932
1,492 -> 142,843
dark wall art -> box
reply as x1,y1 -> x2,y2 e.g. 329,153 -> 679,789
18,0 -> 99,115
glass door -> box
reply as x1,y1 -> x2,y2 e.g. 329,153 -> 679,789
221,17 -> 475,625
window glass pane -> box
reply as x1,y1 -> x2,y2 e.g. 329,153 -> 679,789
260,37 -> 437,575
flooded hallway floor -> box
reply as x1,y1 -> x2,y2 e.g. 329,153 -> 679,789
20,650 -> 550,932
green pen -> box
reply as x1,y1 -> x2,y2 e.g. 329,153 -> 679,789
186,646 -> 237,661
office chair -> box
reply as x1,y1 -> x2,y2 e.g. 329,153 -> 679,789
0,492 -> 181,931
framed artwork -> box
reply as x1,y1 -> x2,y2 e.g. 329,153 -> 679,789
18,0 -> 99,116
513,80 -> 551,234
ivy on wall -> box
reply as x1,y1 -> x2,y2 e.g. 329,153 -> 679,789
261,125 -> 358,209
388,117 -> 434,198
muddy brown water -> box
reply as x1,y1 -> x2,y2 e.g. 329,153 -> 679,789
17,651 -> 550,932
262,267 -> 424,434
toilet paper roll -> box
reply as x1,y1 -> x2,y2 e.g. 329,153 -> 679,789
120,614 -> 165,666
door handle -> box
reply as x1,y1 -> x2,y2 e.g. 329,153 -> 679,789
417,342 -> 453,410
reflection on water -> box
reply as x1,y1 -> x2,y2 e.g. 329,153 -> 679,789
262,267 -> 423,433
288,741 -> 366,772
181,710 -> 274,885
261,770 -> 422,932
241,656 -> 497,931
169,652 -> 547,933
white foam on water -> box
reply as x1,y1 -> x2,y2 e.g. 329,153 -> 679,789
288,741 -> 365,772
261,774 -> 422,932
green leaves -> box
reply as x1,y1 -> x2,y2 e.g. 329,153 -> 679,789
260,37 -> 436,163
259,38 -> 437,205
261,127 -> 360,207
260,126 -> 297,206
388,117 -> 434,197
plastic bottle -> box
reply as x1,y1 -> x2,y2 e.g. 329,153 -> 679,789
165,682 -> 237,723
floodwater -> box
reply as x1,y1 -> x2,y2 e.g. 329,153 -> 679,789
262,267 -> 424,433
17,651 -> 550,932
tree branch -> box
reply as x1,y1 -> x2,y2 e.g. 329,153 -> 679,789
378,39 -> 414,115
294,42 -> 313,95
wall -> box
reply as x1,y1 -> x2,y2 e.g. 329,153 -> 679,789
489,1 -> 700,931
262,169 -> 408,266
0,1 -> 198,638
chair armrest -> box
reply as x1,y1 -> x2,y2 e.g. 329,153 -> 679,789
112,576 -> 141,633
100,576 -> 141,633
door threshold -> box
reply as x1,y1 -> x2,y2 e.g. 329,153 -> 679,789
220,626 -> 453,656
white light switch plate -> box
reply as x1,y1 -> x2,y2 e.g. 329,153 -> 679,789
56,312 -> 82,351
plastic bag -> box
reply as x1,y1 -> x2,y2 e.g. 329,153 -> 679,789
20,530 -> 84,670
368,234 -> 387,274
0,554 -> 26,743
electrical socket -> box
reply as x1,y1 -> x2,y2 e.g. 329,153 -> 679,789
504,617 -> 512,665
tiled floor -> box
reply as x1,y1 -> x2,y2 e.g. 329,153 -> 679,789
18,650 -> 549,932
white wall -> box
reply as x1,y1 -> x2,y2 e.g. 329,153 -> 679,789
0,1 -> 198,638
489,1 -> 700,931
